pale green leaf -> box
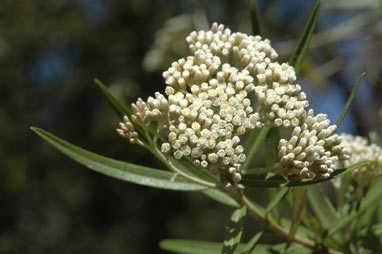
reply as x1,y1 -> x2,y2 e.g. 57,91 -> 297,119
289,0 -> 321,74
31,127 -> 206,191
327,178 -> 382,237
335,72 -> 366,128
222,206 -> 247,254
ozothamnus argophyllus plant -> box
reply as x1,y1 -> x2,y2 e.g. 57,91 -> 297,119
32,2 -> 382,253
117,23 -> 349,187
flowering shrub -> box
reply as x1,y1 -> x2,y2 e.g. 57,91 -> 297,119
32,1 -> 382,253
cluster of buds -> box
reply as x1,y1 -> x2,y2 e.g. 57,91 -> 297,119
340,134 -> 382,186
116,116 -> 139,144
117,22 -> 351,185
130,92 -> 170,124
278,109 -> 349,179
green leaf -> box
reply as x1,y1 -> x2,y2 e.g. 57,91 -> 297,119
335,72 -> 366,127
169,157 -> 240,207
371,223 -> 382,237
307,186 -> 338,230
249,0 -> 261,36
202,189 -> 240,208
288,186 -> 307,240
307,186 -> 344,248
94,78 -> 146,138
241,160 -> 370,188
354,199 -> 378,239
241,231 -> 264,254
243,127 -> 271,170
289,0 -> 321,74
326,178 -> 382,237
31,127 -> 206,191
222,206 -> 247,254
94,78 -> 131,117
265,128 -> 280,166
159,239 -> 311,254
265,128 -> 283,221
265,187 -> 289,216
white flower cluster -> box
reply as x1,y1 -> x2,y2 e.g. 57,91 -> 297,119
278,109 -> 349,179
340,133 -> 382,185
118,22 -> 350,184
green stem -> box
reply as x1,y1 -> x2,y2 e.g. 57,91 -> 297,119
231,192 -> 343,254
151,145 -> 216,188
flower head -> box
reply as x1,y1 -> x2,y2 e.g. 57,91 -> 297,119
340,133 -> 382,186
117,22 -> 351,185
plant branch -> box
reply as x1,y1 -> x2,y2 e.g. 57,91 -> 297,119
230,192 -> 343,254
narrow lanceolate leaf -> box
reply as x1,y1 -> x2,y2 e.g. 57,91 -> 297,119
249,0 -> 261,36
94,78 -> 146,138
307,186 -> 337,230
265,128 -> 283,221
265,187 -> 289,216
202,189 -> 240,208
31,127 -> 206,191
335,72 -> 366,128
243,127 -> 271,170
355,200 -> 378,239
159,239 -> 311,254
327,178 -> 382,237
288,186 -> 307,240
222,206 -> 247,254
289,0 -> 321,74
242,231 -> 264,254
94,78 -> 131,117
241,160 -> 370,188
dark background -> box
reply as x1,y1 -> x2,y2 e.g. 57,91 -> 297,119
0,0 -> 381,253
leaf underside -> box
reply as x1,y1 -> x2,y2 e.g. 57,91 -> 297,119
31,127 -> 206,191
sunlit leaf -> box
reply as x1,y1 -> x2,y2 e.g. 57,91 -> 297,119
31,127 -> 206,191
335,72 -> 366,128
289,0 -> 321,74
241,161 -> 370,188
249,0 -> 261,36
222,206 -> 247,254
326,178 -> 382,237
